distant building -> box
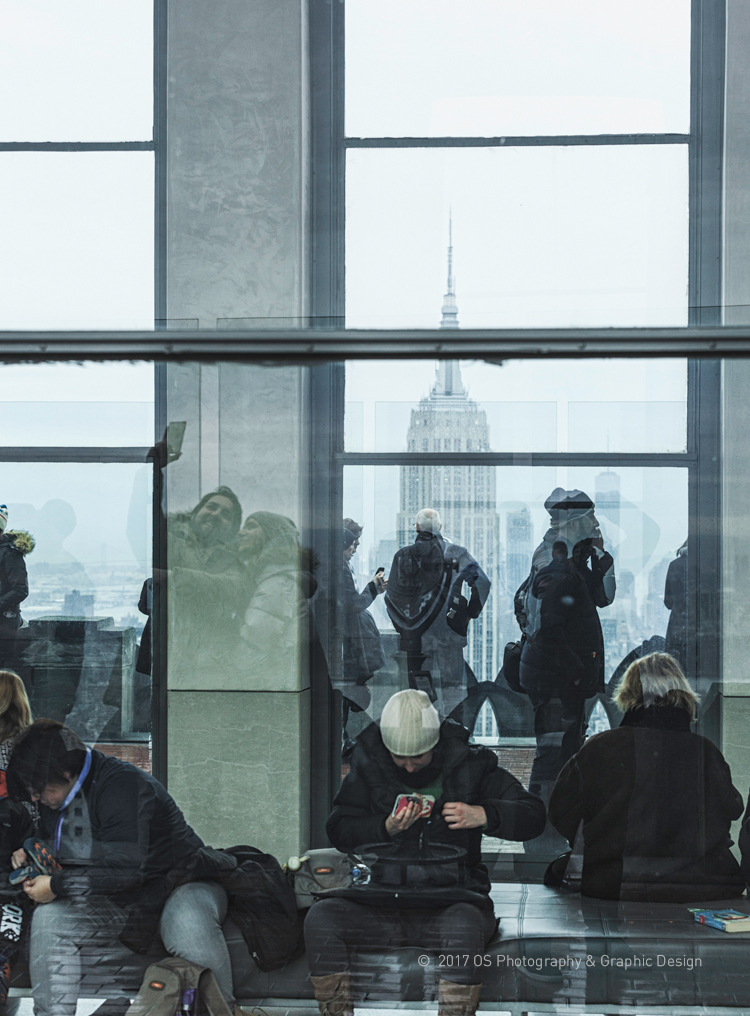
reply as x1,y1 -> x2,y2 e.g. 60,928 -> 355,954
396,225 -> 500,683
505,505 -> 532,597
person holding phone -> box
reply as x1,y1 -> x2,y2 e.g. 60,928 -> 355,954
304,690 -> 545,1016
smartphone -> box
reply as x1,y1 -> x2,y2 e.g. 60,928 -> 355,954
392,793 -> 435,819
165,421 -> 187,461
375,567 -> 385,576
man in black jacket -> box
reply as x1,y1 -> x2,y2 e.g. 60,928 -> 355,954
304,690 -> 545,1016
6,721 -> 245,1016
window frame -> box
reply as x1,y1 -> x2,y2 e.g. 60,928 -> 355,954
306,0 -> 726,841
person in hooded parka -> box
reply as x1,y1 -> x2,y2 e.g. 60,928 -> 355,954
514,488 -> 615,851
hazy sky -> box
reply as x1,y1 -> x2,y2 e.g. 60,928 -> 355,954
346,0 -> 691,137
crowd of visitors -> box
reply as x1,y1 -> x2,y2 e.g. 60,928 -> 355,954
0,487 -> 746,1016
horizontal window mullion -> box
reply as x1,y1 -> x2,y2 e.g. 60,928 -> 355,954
338,452 -> 695,467
0,142 -> 155,152
344,134 -> 690,149
0,447 -> 150,463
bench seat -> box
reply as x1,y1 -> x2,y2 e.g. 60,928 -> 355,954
20,884 -> 749,1007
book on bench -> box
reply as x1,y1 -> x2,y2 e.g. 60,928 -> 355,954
692,908 -> 750,932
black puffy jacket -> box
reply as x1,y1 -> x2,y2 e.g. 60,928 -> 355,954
519,550 -> 613,698
0,532 -> 33,632
328,720 -> 545,894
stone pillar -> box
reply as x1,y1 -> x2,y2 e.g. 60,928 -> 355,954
722,0 -> 750,820
163,0 -> 310,861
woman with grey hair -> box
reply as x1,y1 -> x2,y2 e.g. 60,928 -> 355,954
547,652 -> 745,902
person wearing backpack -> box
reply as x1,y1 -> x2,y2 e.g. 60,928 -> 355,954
303,689 -> 545,1016
513,489 -> 615,853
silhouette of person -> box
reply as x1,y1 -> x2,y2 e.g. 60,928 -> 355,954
664,539 -> 688,672
386,508 -> 490,721
514,488 -> 615,853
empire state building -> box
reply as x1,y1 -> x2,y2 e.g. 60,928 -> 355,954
396,229 -> 500,683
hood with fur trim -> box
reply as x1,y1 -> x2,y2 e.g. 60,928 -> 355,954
0,530 -> 35,555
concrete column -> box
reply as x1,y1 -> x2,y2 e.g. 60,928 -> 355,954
721,0 -> 750,817
162,0 -> 310,862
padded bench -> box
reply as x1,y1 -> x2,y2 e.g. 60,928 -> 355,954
21,884 -> 750,1007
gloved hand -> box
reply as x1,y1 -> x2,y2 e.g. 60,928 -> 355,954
456,562 -> 480,587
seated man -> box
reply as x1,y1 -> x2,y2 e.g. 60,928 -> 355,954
304,690 -> 545,1016
6,720 -> 244,1016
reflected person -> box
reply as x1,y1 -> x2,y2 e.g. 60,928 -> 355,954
664,539 -> 688,672
236,511 -> 309,686
548,653 -> 745,901
514,488 -> 615,852
168,486 -> 245,678
386,509 -> 489,721
0,506 -> 34,673
341,521 -> 386,751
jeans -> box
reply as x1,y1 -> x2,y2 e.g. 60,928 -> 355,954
29,881 -> 233,1016
304,899 -> 497,987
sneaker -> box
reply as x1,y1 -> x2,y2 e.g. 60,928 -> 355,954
8,864 -> 38,886
23,839 -> 61,876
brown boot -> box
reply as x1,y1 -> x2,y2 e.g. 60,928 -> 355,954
438,979 -> 482,1016
310,970 -> 353,1016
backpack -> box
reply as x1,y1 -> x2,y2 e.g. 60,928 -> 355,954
126,956 -> 233,1016
285,848 -> 359,909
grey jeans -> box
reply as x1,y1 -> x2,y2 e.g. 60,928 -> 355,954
29,881 -> 233,1016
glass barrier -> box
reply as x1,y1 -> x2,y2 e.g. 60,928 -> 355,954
3,354 -> 750,1015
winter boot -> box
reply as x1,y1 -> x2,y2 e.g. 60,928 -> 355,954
310,971 -> 353,1016
438,979 -> 482,1016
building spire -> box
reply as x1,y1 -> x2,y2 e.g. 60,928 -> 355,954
440,213 -> 459,330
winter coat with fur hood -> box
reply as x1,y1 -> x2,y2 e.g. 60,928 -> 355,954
0,530 -> 34,632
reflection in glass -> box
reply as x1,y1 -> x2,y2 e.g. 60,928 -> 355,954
346,359 -> 687,454
346,0 -> 690,137
0,463 -> 152,752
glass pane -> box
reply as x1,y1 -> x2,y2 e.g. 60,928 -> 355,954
0,152 -> 154,329
2,462 -> 152,752
0,363 -> 154,446
346,463 -> 688,711
347,146 -> 689,328
0,0 -> 153,142
346,359 -> 688,453
346,0 -> 691,137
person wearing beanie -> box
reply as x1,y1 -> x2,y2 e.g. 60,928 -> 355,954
0,506 -> 34,672
304,689 -> 545,1016
385,508 -> 490,723
512,488 -> 615,854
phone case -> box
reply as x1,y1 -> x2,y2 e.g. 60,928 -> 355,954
392,793 -> 435,819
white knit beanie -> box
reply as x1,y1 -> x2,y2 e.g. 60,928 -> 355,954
380,690 -> 440,756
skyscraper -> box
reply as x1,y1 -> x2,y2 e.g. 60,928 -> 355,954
396,228 -> 501,683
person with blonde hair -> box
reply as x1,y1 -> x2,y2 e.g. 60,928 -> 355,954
0,670 -> 31,771
547,652 -> 745,901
